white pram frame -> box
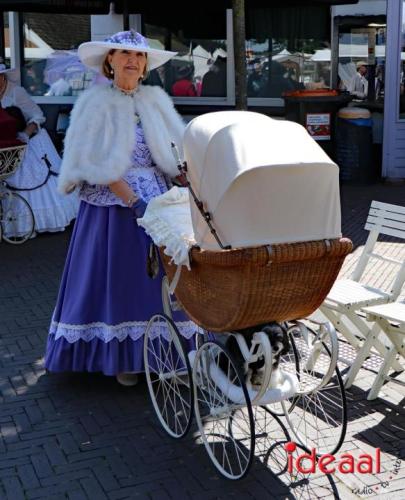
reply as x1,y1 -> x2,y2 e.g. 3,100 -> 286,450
143,112 -> 349,480
144,277 -> 347,480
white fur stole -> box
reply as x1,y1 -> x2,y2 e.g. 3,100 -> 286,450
57,84 -> 185,194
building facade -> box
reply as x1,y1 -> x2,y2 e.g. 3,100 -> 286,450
2,1 -> 404,179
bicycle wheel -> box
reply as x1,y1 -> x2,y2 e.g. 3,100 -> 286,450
0,191 -> 35,244
282,324 -> 347,456
193,340 -> 255,480
144,313 -> 193,439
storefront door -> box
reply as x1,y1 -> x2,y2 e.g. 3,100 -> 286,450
383,0 -> 405,178
333,13 -> 386,179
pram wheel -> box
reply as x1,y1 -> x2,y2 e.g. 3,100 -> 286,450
193,340 -> 255,480
144,313 -> 193,439
0,191 -> 35,244
281,322 -> 347,456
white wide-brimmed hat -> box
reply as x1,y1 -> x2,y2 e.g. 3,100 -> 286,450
0,62 -> 14,74
78,30 -> 177,73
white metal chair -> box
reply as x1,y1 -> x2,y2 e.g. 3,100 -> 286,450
320,200 -> 405,388
361,303 -> 405,400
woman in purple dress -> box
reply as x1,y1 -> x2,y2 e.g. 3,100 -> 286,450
45,31 -> 196,385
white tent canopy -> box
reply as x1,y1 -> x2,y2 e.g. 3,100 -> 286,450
311,44 -> 387,62
183,111 -> 341,250
175,45 -> 228,79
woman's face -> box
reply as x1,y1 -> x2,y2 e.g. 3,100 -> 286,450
108,49 -> 147,83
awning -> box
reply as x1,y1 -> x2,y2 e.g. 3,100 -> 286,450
0,0 -> 358,40
0,0 -> 359,15
0,1 -> 109,14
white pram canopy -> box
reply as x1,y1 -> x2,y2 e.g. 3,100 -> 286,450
183,111 -> 341,250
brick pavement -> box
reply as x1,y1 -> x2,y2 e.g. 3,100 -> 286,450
0,182 -> 405,499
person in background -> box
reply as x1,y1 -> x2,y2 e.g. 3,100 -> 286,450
171,65 -> 197,97
22,61 -> 49,96
44,30 -> 198,385
375,65 -> 384,100
258,60 -> 302,97
348,61 -> 368,99
194,75 -> 202,96
201,55 -> 227,97
0,60 -> 78,235
144,67 -> 164,88
247,61 -> 264,97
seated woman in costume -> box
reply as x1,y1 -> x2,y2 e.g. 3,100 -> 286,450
0,61 -> 78,235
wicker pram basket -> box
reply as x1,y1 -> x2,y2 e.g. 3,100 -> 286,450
160,237 -> 352,332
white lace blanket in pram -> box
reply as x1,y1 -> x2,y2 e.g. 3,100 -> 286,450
137,186 -> 195,270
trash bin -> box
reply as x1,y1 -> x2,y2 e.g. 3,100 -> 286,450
335,107 -> 373,183
283,89 -> 352,160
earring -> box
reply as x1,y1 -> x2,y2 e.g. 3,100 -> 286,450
110,68 -> 114,75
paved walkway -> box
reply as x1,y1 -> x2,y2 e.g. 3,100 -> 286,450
0,182 -> 405,499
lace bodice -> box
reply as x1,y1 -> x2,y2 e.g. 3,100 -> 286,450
79,120 -> 169,206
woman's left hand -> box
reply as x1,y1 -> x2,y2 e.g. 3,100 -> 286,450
130,198 -> 148,219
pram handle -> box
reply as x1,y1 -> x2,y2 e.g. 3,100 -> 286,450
171,142 -> 231,250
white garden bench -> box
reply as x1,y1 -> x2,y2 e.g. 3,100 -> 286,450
320,200 -> 405,391
362,302 -> 405,399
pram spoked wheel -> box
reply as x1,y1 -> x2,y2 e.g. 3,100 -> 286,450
0,191 -> 35,244
193,340 -> 255,480
144,313 -> 193,438
281,322 -> 347,456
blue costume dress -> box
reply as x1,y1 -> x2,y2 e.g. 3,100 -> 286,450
45,119 -> 196,375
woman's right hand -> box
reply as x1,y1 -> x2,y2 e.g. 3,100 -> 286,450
17,131 -> 30,143
172,173 -> 188,187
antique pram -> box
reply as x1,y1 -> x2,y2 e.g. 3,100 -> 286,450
139,111 -> 353,480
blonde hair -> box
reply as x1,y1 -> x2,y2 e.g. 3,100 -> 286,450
102,49 -> 116,80
102,50 -> 149,81
142,58 -> 150,81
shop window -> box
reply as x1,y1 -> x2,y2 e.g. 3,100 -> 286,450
337,25 -> 386,102
143,23 -> 227,98
21,12 -> 97,96
246,7 -> 330,98
400,2 -> 405,117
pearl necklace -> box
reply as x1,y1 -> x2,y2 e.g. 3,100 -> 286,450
111,82 -> 140,124
112,82 -> 139,97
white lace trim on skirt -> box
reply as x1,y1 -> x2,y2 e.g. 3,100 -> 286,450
50,319 -> 199,344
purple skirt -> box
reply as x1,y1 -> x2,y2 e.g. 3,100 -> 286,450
45,201 -> 198,376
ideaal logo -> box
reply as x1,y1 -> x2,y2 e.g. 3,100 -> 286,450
284,442 -> 381,475
284,441 -> 402,495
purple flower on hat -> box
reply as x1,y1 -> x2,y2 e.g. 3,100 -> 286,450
104,30 -> 150,50
78,29 -> 176,73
